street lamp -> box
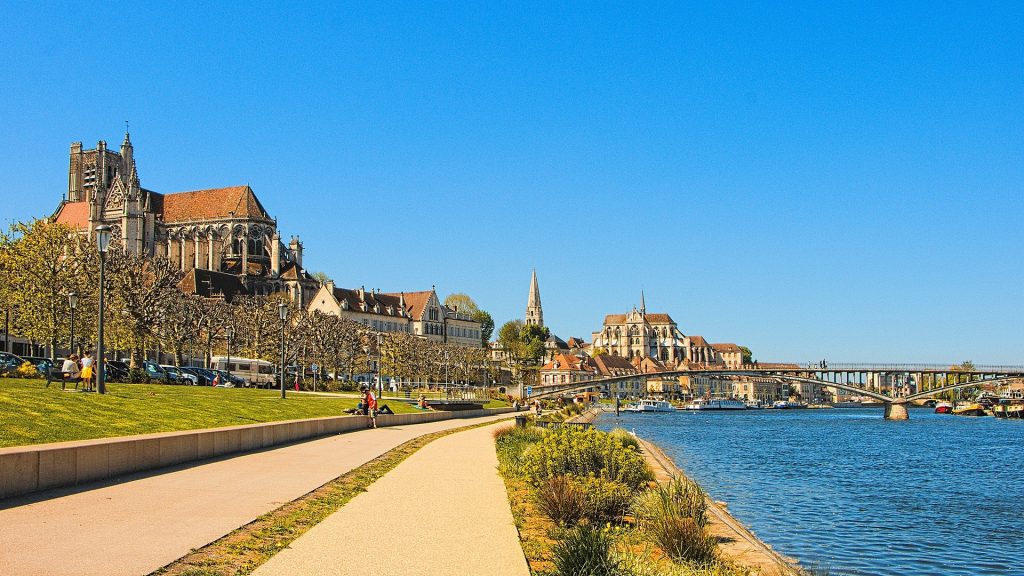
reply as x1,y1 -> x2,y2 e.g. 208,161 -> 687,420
68,292 -> 78,356
226,325 -> 234,382
94,225 -> 112,394
278,303 -> 288,399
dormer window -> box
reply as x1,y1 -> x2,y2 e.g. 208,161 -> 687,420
341,300 -> 350,310
374,304 -> 381,313
360,302 -> 367,312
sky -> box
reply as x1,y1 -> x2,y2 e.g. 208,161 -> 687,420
1,2 -> 1021,364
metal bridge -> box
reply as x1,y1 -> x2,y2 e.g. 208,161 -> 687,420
527,364 -> 1024,420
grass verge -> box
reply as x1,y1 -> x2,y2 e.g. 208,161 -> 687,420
150,418 -> 502,576
0,378 -> 416,448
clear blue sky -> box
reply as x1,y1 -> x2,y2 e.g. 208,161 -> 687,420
2,2 -> 1021,363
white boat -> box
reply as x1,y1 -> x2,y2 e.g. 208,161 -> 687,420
771,400 -> 806,409
682,398 -> 747,411
623,399 -> 676,412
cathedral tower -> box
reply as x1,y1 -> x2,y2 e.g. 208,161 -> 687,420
526,269 -> 543,327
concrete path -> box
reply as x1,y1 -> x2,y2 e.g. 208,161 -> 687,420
254,423 -> 530,576
0,412 -> 516,576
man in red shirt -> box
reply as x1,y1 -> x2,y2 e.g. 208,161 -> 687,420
362,385 -> 378,428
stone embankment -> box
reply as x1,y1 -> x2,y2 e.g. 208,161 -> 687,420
637,435 -> 799,575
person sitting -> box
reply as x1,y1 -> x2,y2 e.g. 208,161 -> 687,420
61,355 -> 82,390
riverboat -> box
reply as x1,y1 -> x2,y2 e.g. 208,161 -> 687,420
934,401 -> 953,414
952,402 -> 987,417
623,399 -> 675,413
771,400 -> 806,409
744,401 -> 765,409
683,398 -> 747,410
993,390 -> 1024,419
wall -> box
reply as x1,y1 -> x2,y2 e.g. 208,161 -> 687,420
0,407 -> 513,501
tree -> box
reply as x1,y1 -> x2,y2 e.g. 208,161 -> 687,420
739,346 -> 754,365
472,309 -> 494,345
497,319 -> 550,392
444,293 -> 480,316
0,219 -> 97,360
158,292 -> 206,366
310,271 -> 331,285
105,249 -> 184,367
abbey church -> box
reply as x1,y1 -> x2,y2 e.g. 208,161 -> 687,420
53,130 -> 318,303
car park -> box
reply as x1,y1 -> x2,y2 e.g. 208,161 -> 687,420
104,360 -> 131,382
178,367 -> 210,386
162,365 -> 194,385
142,361 -> 170,383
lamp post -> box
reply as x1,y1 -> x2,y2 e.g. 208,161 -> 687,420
226,325 -> 234,381
278,303 -> 288,399
68,292 -> 78,356
94,225 -> 111,394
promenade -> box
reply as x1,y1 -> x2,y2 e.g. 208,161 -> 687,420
254,422 -> 530,576
0,412 -> 516,576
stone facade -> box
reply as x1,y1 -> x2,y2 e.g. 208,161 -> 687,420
55,131 -> 318,304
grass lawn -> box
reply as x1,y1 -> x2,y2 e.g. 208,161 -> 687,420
0,378 -> 418,448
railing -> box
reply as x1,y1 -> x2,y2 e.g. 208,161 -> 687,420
534,419 -> 593,430
789,363 -> 1024,372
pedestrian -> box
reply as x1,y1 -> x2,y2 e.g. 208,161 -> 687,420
212,372 -> 221,387
80,351 -> 94,391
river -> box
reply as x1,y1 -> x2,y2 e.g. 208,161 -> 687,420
597,407 -> 1024,576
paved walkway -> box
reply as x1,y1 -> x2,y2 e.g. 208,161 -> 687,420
0,412 -> 516,576
254,423 -> 530,576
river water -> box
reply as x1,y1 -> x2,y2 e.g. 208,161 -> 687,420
597,407 -> 1024,576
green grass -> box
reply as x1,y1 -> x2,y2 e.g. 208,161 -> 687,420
0,378 -> 417,448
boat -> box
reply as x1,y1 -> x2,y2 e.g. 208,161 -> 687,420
934,401 -> 953,414
623,399 -> 675,413
993,390 -> 1024,419
832,401 -> 864,408
771,400 -> 806,409
682,398 -> 747,411
952,402 -> 986,417
744,401 -> 765,409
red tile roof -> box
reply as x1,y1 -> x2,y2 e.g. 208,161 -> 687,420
159,186 -> 270,223
53,201 -> 89,230
541,354 -> 594,373
645,313 -> 674,324
689,335 -> 709,346
591,354 -> 637,376
384,290 -> 434,321
711,343 -> 741,352
331,287 -> 408,317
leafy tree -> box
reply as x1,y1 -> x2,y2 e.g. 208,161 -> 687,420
0,219 -> 97,360
105,249 -> 184,368
444,293 -> 480,315
472,309 -> 494,345
739,346 -> 754,365
310,271 -> 331,285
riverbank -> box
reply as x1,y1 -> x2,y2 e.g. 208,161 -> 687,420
636,435 -> 798,575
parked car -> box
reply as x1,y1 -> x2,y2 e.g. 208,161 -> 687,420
178,367 -> 210,386
161,365 -> 194,385
213,369 -> 246,387
103,360 -> 131,382
0,352 -> 27,372
142,360 -> 170,383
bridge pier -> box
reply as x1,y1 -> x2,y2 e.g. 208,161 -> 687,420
883,401 -> 909,420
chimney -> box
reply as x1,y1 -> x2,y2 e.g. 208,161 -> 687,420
271,230 -> 281,276
359,286 -> 365,301
326,279 -> 335,293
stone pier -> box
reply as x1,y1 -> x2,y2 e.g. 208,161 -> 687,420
884,401 -> 909,420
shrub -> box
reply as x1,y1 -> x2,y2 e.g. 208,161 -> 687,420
535,475 -> 585,526
522,427 -> 653,490
609,427 -> 640,450
495,425 -> 546,478
576,476 -> 633,524
633,476 -> 716,564
15,361 -> 42,379
552,525 -> 626,576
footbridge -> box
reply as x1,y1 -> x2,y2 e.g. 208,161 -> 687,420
527,363 -> 1024,420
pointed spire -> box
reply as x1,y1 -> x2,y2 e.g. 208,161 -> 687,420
123,121 -> 131,145
526,269 -> 544,327
640,289 -> 646,314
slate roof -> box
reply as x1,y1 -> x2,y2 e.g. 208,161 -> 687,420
332,287 -> 408,317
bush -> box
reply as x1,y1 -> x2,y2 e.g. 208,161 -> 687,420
15,361 -> 42,379
576,476 -> 633,524
494,425 -> 546,478
609,427 -> 640,451
535,475 -> 585,526
633,477 -> 716,564
552,525 -> 626,576
522,426 -> 653,490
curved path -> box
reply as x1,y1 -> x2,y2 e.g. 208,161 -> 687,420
0,412 -> 515,576
253,422 -> 530,576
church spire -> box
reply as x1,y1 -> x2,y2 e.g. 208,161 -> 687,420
640,289 -> 646,315
120,122 -> 134,185
526,269 -> 544,327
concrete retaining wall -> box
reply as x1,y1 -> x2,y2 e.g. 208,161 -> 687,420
0,407 -> 513,501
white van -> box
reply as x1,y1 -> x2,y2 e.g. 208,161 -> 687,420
210,356 -> 276,387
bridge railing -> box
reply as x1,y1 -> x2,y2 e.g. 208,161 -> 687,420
792,363 -> 1024,372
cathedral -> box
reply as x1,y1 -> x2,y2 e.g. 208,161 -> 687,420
53,130 -> 318,304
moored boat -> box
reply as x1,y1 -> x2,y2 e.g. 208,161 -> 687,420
934,401 -> 953,414
771,400 -> 806,409
623,399 -> 675,413
952,402 -> 986,417
683,398 -> 747,411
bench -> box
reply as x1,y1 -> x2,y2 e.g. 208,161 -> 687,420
44,368 -> 84,390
